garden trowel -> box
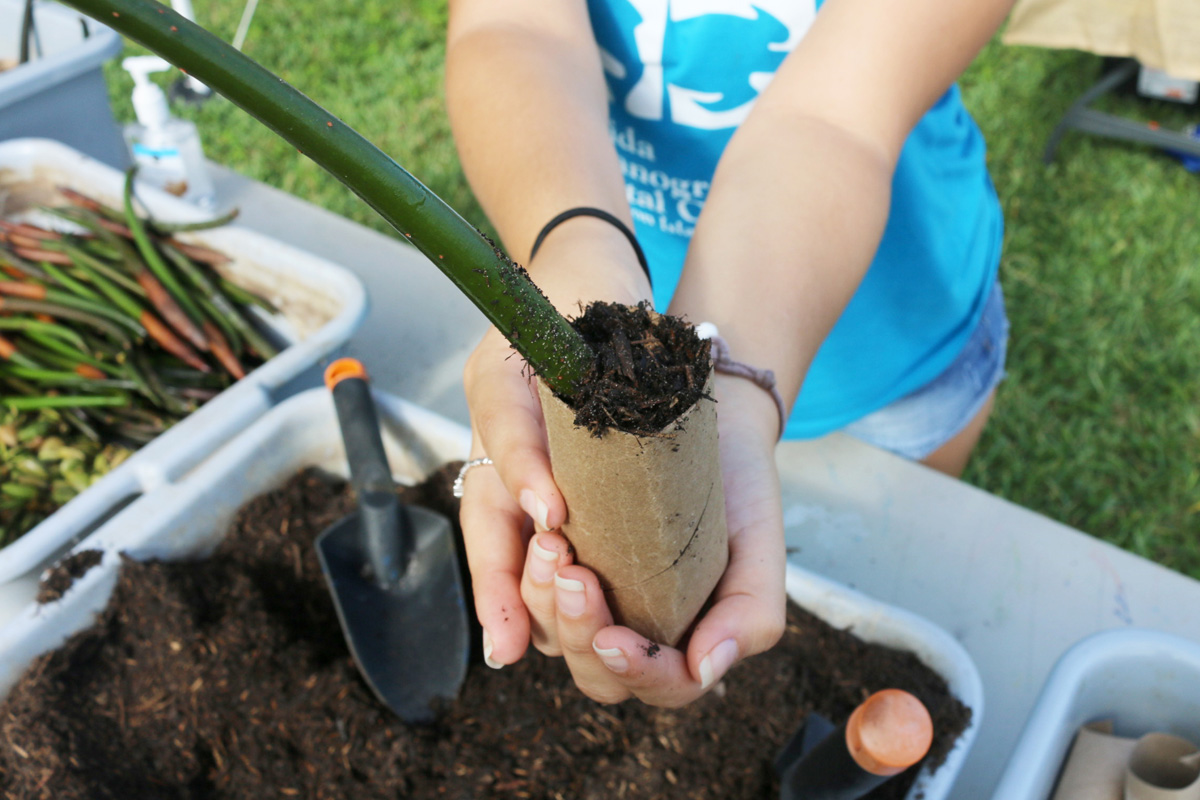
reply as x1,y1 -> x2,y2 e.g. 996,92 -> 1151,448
316,358 -> 469,723
773,689 -> 933,800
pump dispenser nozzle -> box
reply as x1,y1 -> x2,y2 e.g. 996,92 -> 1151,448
123,56 -> 173,130
120,56 -> 216,208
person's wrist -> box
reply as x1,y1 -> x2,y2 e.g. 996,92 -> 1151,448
526,220 -> 652,308
530,208 -> 650,285
714,371 -> 787,446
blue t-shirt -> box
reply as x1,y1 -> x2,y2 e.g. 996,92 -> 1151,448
586,0 -> 1004,439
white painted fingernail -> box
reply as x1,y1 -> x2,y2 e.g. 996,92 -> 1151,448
593,642 -> 629,673
528,536 -> 557,583
554,573 -> 587,617
519,489 -> 551,531
698,638 -> 738,689
483,629 -> 502,670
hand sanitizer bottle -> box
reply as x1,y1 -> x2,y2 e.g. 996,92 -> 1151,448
122,56 -> 216,209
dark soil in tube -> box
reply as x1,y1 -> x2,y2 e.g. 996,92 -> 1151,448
565,301 -> 711,436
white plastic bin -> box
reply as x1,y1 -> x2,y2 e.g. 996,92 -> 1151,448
991,628 -> 1200,800
0,138 -> 368,584
785,566 -> 984,800
0,385 -> 982,800
0,388 -> 473,692
0,0 -> 128,167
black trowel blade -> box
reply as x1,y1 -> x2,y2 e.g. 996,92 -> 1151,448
316,504 -> 469,723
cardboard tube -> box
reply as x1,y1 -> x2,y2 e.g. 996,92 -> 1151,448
537,371 -> 728,645
1051,721 -> 1136,800
1126,733 -> 1200,800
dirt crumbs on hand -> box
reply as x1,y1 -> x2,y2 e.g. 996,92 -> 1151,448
567,301 -> 711,436
0,467 -> 969,800
35,549 -> 104,604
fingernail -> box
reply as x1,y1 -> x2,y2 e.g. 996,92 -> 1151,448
483,629 -> 502,670
528,536 -> 558,584
519,489 -> 551,531
698,639 -> 738,690
554,573 -> 587,618
593,642 -> 629,674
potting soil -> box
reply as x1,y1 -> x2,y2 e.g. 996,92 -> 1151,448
34,548 -> 103,604
568,301 -> 711,436
0,466 -> 969,799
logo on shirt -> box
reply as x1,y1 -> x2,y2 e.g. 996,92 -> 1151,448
594,0 -> 815,130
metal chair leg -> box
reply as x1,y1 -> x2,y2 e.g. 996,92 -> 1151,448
1044,59 -> 1200,164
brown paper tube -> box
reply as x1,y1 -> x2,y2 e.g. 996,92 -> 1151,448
1126,733 -> 1200,800
537,370 -> 729,646
1051,721 -> 1137,800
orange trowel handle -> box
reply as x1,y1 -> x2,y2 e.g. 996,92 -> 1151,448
780,689 -> 934,800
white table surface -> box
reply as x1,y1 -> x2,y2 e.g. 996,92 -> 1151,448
5,164 -> 1198,799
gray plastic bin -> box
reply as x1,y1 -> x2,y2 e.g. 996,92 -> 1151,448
0,0 -> 128,167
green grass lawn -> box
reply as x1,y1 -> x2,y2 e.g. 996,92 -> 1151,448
103,4 -> 1200,577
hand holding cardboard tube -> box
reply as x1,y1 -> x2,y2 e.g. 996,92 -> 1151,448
458,317 -> 787,706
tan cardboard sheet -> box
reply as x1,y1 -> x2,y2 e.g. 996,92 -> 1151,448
1004,0 -> 1200,81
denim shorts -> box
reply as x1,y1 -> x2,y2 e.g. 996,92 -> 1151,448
841,281 -> 1009,461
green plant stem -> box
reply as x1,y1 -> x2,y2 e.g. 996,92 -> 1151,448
0,299 -> 134,349
131,351 -> 191,414
0,250 -> 49,281
122,171 -> 208,328
39,261 -> 105,303
0,395 -> 129,410
0,365 -> 137,390
194,292 -> 243,355
39,288 -> 145,336
149,207 -> 241,233
51,239 -> 146,297
57,247 -> 147,321
58,0 -> 594,395
160,241 -> 274,358
0,318 -> 90,352
217,278 -> 276,315
0,347 -> 41,371
17,336 -> 122,378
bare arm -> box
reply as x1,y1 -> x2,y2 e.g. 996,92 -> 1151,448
447,0 -> 655,687
671,0 -> 1016,418
445,0 -> 648,305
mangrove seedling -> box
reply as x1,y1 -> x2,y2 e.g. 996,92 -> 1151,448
57,0 -> 595,396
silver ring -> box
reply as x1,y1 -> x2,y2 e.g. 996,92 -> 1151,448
452,457 -> 494,498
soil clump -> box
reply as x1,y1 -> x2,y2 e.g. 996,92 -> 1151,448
566,302 -> 710,436
35,548 -> 103,604
0,466 -> 969,799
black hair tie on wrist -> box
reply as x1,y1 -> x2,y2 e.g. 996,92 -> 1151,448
529,207 -> 652,287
